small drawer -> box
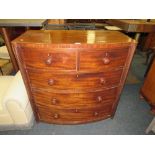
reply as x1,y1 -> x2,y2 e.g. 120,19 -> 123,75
27,69 -> 122,91
36,104 -> 112,124
79,47 -> 129,71
21,47 -> 76,70
33,87 -> 117,108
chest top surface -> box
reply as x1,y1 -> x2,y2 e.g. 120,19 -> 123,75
12,30 -> 135,46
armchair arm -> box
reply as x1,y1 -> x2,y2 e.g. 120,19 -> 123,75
2,71 -> 29,110
2,71 -> 33,126
2,71 -> 33,125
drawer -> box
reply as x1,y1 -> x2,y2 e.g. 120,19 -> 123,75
80,48 -> 129,71
36,104 -> 112,124
27,69 -> 122,90
33,87 -> 117,108
21,48 -> 76,70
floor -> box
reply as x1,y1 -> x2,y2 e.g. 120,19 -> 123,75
0,50 -> 154,135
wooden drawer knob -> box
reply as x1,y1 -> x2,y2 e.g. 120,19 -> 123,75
94,112 -> 99,116
53,113 -> 59,119
102,57 -> 110,65
100,78 -> 106,85
48,79 -> 54,85
52,98 -> 57,105
45,55 -> 52,65
97,96 -> 102,102
75,109 -> 78,113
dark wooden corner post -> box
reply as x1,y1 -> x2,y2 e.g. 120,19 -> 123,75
1,27 -> 19,72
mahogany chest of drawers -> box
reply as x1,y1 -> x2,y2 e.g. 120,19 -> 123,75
12,30 -> 136,124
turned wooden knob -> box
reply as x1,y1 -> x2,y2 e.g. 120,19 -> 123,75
52,98 -> 57,105
97,96 -> 102,102
48,79 -> 54,85
100,78 -> 106,85
53,113 -> 59,119
45,55 -> 52,65
102,57 -> 110,65
75,109 -> 78,113
94,112 -> 99,116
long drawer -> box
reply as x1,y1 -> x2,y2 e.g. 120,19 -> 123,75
32,87 -> 117,108
21,48 -> 76,70
36,104 -> 112,124
27,69 -> 122,91
79,48 -> 129,71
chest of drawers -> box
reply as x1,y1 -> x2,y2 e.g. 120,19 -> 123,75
12,30 -> 136,124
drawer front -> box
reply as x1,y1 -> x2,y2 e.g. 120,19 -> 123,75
21,48 -> 76,70
33,88 -> 117,108
28,69 -> 122,90
37,104 -> 112,124
80,48 -> 129,71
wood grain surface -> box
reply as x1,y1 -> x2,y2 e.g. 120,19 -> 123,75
12,30 -> 136,124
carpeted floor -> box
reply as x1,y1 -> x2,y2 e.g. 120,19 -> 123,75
0,50 -> 154,135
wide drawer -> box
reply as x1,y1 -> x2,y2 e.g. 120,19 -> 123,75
28,69 -> 122,91
32,87 -> 117,108
21,48 -> 76,70
79,47 -> 129,71
36,104 -> 112,124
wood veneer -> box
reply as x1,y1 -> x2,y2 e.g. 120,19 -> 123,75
107,19 -> 155,32
27,69 -> 122,91
12,30 -> 136,124
33,87 -> 117,108
141,58 -> 155,114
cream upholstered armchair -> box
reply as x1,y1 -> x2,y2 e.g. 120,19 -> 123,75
0,71 -> 34,131
0,46 -> 10,59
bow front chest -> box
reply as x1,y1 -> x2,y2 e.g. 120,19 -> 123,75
12,30 -> 136,124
